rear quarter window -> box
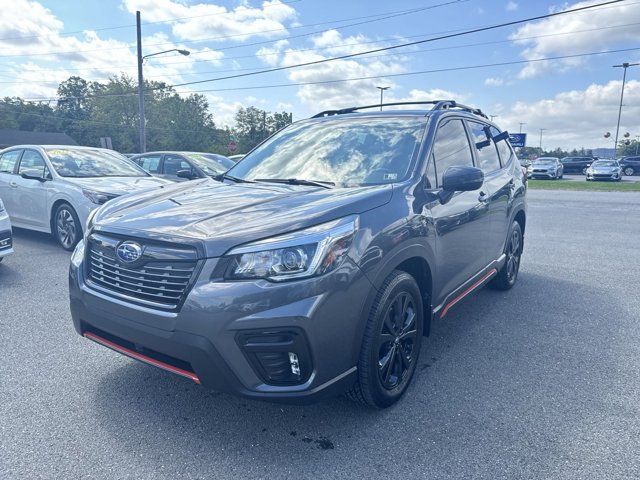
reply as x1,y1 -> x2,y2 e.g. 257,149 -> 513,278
0,150 -> 21,173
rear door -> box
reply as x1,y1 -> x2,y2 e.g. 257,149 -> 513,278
0,149 -> 23,218
428,117 -> 492,301
11,149 -> 51,228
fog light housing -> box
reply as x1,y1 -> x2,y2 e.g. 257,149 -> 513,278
236,329 -> 312,385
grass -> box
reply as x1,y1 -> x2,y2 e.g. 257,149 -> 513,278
528,179 -> 640,192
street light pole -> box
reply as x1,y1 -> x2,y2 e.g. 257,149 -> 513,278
636,135 -> 640,155
376,86 -> 390,111
490,115 -> 498,122
136,10 -> 190,153
539,128 -> 546,151
519,122 -> 526,133
613,62 -> 639,158
136,11 -> 145,153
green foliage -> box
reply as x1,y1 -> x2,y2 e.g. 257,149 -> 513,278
0,75 -> 292,155
616,140 -> 640,157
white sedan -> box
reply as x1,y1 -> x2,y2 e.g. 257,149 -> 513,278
0,145 -> 171,250
0,197 -> 13,263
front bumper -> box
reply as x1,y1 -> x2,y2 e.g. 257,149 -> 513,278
586,172 -> 621,181
0,212 -> 13,258
69,253 -> 371,403
529,171 -> 557,179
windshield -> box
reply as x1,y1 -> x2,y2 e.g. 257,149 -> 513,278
46,148 -> 148,178
227,117 -> 427,186
185,153 -> 234,174
534,158 -> 557,165
593,161 -> 617,167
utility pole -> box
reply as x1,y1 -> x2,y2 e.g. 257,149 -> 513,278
490,115 -> 498,122
376,86 -> 390,111
539,128 -> 546,151
519,122 -> 526,133
636,135 -> 640,155
613,62 -> 639,158
136,11 -> 145,153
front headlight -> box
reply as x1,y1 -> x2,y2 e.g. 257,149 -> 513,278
82,189 -> 112,205
223,216 -> 358,281
71,239 -> 85,267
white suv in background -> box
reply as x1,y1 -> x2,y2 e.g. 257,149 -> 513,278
0,146 -> 171,250
0,197 -> 13,263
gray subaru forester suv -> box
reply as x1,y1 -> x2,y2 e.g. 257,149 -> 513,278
69,101 -> 527,408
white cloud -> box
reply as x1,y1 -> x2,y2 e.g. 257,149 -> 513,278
510,0 -> 640,78
506,1 -> 518,11
484,77 -> 505,87
122,0 -> 297,42
497,80 -> 640,149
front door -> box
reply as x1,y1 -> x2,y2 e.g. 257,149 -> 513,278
12,149 -> 50,228
0,149 -> 24,219
427,118 -> 492,304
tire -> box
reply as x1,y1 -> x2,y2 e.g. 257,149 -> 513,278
489,221 -> 523,291
624,167 -> 635,176
582,167 -> 588,175
53,203 -> 82,251
347,271 -> 424,408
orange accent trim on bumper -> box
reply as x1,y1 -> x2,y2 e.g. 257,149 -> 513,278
440,268 -> 497,318
84,332 -> 200,384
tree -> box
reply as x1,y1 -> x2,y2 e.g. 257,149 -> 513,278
232,107 -> 293,153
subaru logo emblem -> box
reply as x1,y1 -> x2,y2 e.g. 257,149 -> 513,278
116,241 -> 143,263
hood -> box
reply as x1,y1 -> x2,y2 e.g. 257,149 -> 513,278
591,166 -> 618,172
64,176 -> 171,195
94,179 -> 392,258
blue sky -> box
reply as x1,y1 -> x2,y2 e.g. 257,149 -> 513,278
1,0 -> 639,149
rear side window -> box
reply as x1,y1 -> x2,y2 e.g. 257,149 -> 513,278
19,150 -> 48,177
491,127 -> 513,166
163,155 -> 192,175
430,119 -> 474,187
468,121 -> 500,173
0,150 -> 21,173
135,155 -> 161,173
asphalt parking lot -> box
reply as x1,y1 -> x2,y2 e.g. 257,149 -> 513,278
1,189 -> 639,480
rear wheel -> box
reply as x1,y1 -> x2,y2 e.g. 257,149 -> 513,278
489,221 -> 522,291
624,166 -> 635,176
347,271 -> 424,408
53,203 -> 81,251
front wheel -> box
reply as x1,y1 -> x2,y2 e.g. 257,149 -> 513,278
53,203 -> 82,251
624,167 -> 635,176
489,221 -> 523,291
582,167 -> 588,175
347,271 -> 424,408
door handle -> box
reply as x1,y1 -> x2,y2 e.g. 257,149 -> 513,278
9,181 -> 18,188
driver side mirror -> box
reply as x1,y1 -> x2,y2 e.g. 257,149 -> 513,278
20,171 -> 47,183
438,166 -> 484,204
177,169 -> 195,180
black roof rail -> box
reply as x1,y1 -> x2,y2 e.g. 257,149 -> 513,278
311,100 -> 488,119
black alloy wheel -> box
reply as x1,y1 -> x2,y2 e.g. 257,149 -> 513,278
348,270 -> 424,408
489,220 -> 523,291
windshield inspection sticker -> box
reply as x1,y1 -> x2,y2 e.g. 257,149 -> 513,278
383,173 -> 398,180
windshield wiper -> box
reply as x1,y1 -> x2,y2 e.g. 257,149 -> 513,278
254,178 -> 334,189
214,173 -> 255,183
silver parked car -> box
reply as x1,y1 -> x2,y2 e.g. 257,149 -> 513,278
131,151 -> 234,182
586,159 -> 622,181
527,157 -> 563,179
0,197 -> 13,263
0,145 -> 171,250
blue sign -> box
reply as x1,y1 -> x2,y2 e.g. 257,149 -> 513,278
508,133 -> 527,148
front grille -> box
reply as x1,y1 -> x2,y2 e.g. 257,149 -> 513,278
86,234 -> 198,310
0,230 -> 12,251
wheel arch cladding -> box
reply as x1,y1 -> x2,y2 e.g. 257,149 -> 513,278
394,256 -> 433,337
514,209 -> 526,236
50,199 -> 70,232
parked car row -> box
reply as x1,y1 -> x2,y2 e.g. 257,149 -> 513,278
130,151 -> 234,182
526,155 -> 639,181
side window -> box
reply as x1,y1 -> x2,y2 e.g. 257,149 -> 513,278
468,121 -> 500,173
431,119 -> 474,187
0,150 -> 22,174
18,150 -> 48,178
163,155 -> 192,176
136,155 -> 161,174
491,127 -> 513,166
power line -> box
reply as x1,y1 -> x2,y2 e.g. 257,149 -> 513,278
0,0 -> 466,59
13,46 -> 640,103
161,0 -> 629,90
3,20 -> 639,85
0,0 -> 304,43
